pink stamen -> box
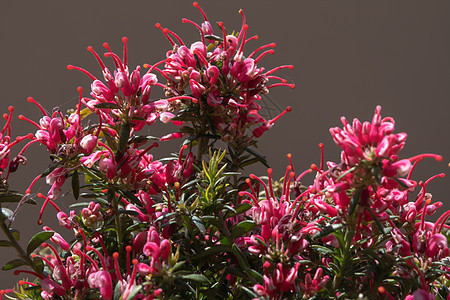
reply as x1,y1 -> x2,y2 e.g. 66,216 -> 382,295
319,143 -> 324,170
264,65 -> 294,76
0,107 -> 13,136
137,142 -> 159,161
238,191 -> 259,207
122,37 -> 128,67
25,174 -> 42,194
409,153 -> 443,162
237,24 -> 248,55
254,49 -> 275,63
27,97 -> 48,116
41,242 -> 64,267
13,269 -> 44,280
164,95 -> 199,103
248,43 -> 276,59
126,245 -> 132,277
268,106 -> 292,125
37,193 -> 62,225
164,28 -> 185,46
420,198 -> 431,231
86,245 -> 107,271
436,210 -> 450,233
282,165 -> 292,194
18,115 -> 40,129
237,9 -> 246,44
155,23 -> 175,46
182,18 -> 206,45
267,168 -> 276,200
143,57 -> 172,74
217,22 -> 227,51
244,35 -> 258,44
67,65 -> 97,81
193,49 -> 209,66
296,168 -> 313,182
193,2 -> 208,21
407,157 -> 422,180
87,46 -> 106,70
266,83 -> 296,89
112,252 -> 123,282
104,52 -> 125,72
178,145 -> 188,164
287,153 -> 295,173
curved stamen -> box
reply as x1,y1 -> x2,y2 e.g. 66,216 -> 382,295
155,23 -> 175,46
67,65 -> 97,81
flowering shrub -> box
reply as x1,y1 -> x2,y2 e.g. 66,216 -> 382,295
0,2 -> 449,300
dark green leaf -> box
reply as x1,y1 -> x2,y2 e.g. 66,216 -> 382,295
244,147 -> 269,168
181,274 -> 210,284
0,240 -> 12,247
72,170 -> 80,200
232,244 -> 250,269
27,231 -> 54,255
192,216 -> 206,236
231,220 -> 257,240
94,102 -> 120,109
32,256 -> 45,274
0,191 -> 24,203
349,187 -> 362,216
2,258 -> 27,270
313,223 -> 344,239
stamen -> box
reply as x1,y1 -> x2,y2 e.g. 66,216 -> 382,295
254,49 -> 275,63
238,191 -> 259,207
244,35 -> 258,44
26,97 -> 48,116
409,153 -> 443,162
267,168 -> 276,200
268,106 -> 292,125
178,145 -> 188,164
266,83 -> 296,89
193,2 -> 208,21
282,165 -> 292,193
237,9 -> 246,44
237,24 -> 248,55
0,106 -> 13,136
217,22 -> 227,51
37,193 -> 62,225
248,43 -> 276,58
86,245 -> 107,271
143,57 -> 172,74
296,168 -> 312,182
406,160 -> 423,183
87,46 -> 106,70
112,252 -> 123,282
13,269 -> 44,280
122,37 -> 128,67
164,95 -> 199,103
264,65 -> 294,76
164,28 -> 185,46
287,153 -> 295,173
103,52 -> 125,72
126,245 -> 132,277
436,210 -> 450,233
67,65 -> 97,81
155,23 -> 175,46
182,18 -> 205,45
18,115 -> 40,129
319,143 -> 324,170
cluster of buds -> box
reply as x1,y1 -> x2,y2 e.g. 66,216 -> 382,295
156,2 -> 294,146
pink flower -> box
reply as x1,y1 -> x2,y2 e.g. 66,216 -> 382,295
87,270 -> 113,300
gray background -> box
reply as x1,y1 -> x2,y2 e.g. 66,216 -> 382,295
1,0 -> 449,288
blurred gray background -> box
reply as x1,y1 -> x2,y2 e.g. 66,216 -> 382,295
1,0 -> 449,289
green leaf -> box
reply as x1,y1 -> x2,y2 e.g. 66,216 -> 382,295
27,231 -> 54,255
313,223 -> 344,239
244,147 -> 270,168
192,216 -> 206,236
2,258 -> 27,270
349,187 -> 362,216
32,256 -> 45,274
232,244 -> 250,269
225,203 -> 252,218
10,228 -> 20,241
94,102 -> 120,109
181,274 -> 210,284
72,170 -> 80,200
0,191 -> 24,203
231,220 -> 257,240
0,240 -> 12,247
117,122 -> 131,156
